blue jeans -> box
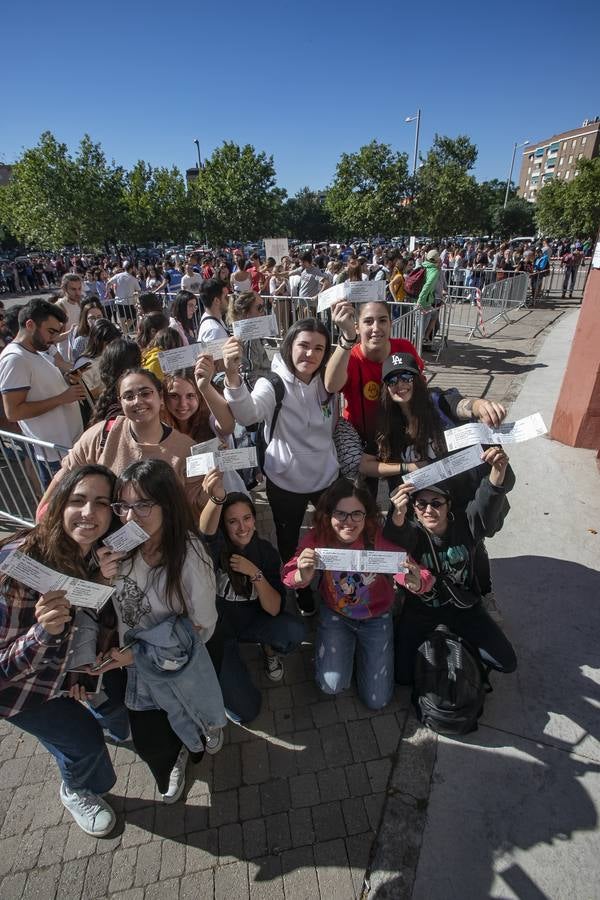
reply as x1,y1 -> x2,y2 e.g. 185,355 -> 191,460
315,608 -> 394,710
9,671 -> 128,794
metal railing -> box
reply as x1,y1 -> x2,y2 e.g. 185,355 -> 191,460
0,432 -> 70,528
443,269 -> 528,339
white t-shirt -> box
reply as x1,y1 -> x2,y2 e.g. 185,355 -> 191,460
108,272 -> 140,303
112,536 -> 217,643
55,298 -> 81,361
181,273 -> 203,294
197,313 -> 229,343
0,343 -> 83,460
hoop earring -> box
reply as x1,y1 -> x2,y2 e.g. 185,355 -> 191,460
448,511 -> 455,522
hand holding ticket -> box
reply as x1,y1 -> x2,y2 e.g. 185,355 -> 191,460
402,445 -> 485,491
314,548 -> 407,573
186,446 -> 258,477
103,522 -> 149,554
444,413 -> 547,452
0,550 -> 114,612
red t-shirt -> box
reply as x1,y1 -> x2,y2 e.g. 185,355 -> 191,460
341,339 -> 424,443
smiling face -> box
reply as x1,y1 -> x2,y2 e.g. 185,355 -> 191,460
385,372 -> 414,406
223,501 -> 256,549
291,330 -> 327,383
165,377 -> 199,423
118,373 -> 162,426
413,490 -> 449,535
63,474 -> 114,554
330,495 -> 367,544
358,303 -> 391,358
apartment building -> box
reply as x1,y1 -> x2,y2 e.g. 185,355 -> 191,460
518,119 -> 600,202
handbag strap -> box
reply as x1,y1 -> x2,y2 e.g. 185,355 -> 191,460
421,525 -> 443,576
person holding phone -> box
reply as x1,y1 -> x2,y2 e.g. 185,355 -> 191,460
0,464 -> 126,838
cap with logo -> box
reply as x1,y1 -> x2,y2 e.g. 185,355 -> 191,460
382,353 -> 421,382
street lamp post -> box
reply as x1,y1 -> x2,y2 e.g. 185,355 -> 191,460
405,110 -> 421,249
193,139 -> 209,247
504,139 -> 530,208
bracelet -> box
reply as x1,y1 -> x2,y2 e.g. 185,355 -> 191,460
339,335 -> 358,349
210,494 -> 226,506
250,570 -> 263,583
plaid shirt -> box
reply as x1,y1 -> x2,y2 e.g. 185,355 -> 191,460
0,577 -> 73,718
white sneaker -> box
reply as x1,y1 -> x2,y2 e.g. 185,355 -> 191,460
482,590 -> 503,625
204,728 -> 224,755
160,746 -> 188,804
60,783 -> 116,837
264,653 -> 284,682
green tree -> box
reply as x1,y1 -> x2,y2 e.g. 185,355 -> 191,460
121,162 -> 193,246
414,134 -> 480,237
193,142 -> 285,244
325,141 -> 410,238
281,188 -> 333,240
473,178 -> 516,234
564,158 -> 600,236
534,178 -> 570,236
492,197 -> 536,237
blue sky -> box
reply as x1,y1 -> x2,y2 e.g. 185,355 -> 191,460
3,0 -> 598,195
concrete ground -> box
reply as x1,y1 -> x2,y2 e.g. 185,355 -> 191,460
0,295 -> 597,898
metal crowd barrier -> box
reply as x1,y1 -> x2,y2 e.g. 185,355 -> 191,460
534,261 -> 588,300
0,432 -> 70,528
443,269 -> 528,340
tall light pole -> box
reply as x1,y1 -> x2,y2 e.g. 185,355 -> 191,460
405,109 -> 421,177
504,139 -> 529,208
193,139 -> 209,247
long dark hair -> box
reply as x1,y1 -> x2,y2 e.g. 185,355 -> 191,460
90,339 -> 142,425
0,465 -> 117,582
279,317 -> 331,381
116,459 -> 209,615
218,492 -> 257,599
171,290 -> 197,337
82,318 -> 120,360
137,312 -> 168,349
376,376 -> 446,462
162,369 -> 212,442
312,478 -> 379,548
76,298 -> 104,337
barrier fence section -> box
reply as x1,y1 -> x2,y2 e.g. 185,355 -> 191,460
443,269 -> 528,339
0,432 -> 69,527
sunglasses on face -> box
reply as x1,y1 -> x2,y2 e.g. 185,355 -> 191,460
414,498 -> 447,511
386,372 -> 414,386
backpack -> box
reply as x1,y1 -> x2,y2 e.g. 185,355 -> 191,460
404,266 -> 426,298
412,625 -> 490,736
251,372 -> 286,471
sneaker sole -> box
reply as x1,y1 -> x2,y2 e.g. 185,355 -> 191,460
60,797 -> 116,837
161,780 -> 186,804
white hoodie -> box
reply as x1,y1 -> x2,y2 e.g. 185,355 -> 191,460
224,354 -> 339,493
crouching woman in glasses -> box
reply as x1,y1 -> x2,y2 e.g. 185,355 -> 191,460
384,447 -> 517,685
282,478 -> 433,710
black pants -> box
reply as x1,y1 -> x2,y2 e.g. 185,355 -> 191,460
394,595 -> 517,685
129,708 -> 204,794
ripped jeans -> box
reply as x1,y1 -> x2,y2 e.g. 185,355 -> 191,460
315,608 -> 394,710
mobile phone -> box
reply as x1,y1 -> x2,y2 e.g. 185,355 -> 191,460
89,640 -> 137,672
60,671 -> 104,696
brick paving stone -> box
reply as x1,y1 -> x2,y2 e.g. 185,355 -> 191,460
214,861 -> 249,899
294,729 -> 325,774
242,818 -> 267,860
125,762 -> 158,810
110,764 -> 131,813
180,869 -> 214,899
0,790 -> 14,828
30,781 -> 67,831
312,801 -> 346,842
335,696 -> 360,722
341,798 -> 369,836
344,762 -> 372,797
265,812 -> 291,855
212,745 -> 241,793
363,792 -> 386,832
371,713 -> 402,756
134,840 -> 162,887
110,890 -> 145,900
314,838 -> 355,899
288,808 -> 314,847
281,654 -> 306,685
345,832 -> 373,898
289,707 -> 313,732
0,836 -> 19,877
63,822 -> 98,861
280,846 -> 318,900
266,687 -> 292,711
273,709 -> 294,735
14,733 -> 37,758
290,682 -> 321,707
186,756 -> 213,797
120,806 -> 155,849
25,753 -> 51,784
244,708 -> 275,737
109,848 -> 138,893
36,822 -> 70,868
1,785 -> 44,838
183,794 -> 209,834
185,828 -> 218,873
0,756 -> 31,790
228,723 -> 253,744
21,862 -> 61,900
366,757 -> 393,793
55,857 -> 88,900
145,877 -> 180,900
345,720 -> 379,763
94,832 -> 123,855
238,785 -> 261,821
266,742 -> 297,779
208,789 -> 238,828
160,840 -> 186,880
310,701 -> 338,729
289,773 -> 320,809
317,767 -> 350,803
218,822 -> 243,866
320,723 -> 353,767
153,801 -> 187,839
0,872 -> 27,900
241,741 -> 270,786
248,855 -> 284,899
260,779 -> 291,816
11,827 -> 43,872
83,852 -> 112,898
114,743 -> 138,766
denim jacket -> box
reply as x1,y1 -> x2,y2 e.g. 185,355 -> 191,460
125,616 -> 225,751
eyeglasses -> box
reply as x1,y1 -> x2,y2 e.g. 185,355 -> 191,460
386,373 -> 414,386
332,509 -> 366,523
119,388 -> 156,403
111,500 -> 156,517
414,498 -> 447,511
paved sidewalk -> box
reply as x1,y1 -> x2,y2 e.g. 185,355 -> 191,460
0,297 -> 590,899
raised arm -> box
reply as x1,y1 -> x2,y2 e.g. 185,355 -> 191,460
194,354 -> 235,435
323,302 -> 357,393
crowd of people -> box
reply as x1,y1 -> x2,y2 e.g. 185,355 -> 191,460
0,249 -> 528,840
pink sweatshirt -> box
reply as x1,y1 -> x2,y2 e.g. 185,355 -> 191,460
282,527 -> 433,620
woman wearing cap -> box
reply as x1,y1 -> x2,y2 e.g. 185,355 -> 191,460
384,448 -> 517,684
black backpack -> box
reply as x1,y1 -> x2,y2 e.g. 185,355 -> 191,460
412,625 -> 491,736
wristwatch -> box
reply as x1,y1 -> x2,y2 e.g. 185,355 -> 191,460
250,570 -> 263,584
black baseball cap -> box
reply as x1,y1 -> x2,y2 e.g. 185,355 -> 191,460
382,353 -> 420,381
